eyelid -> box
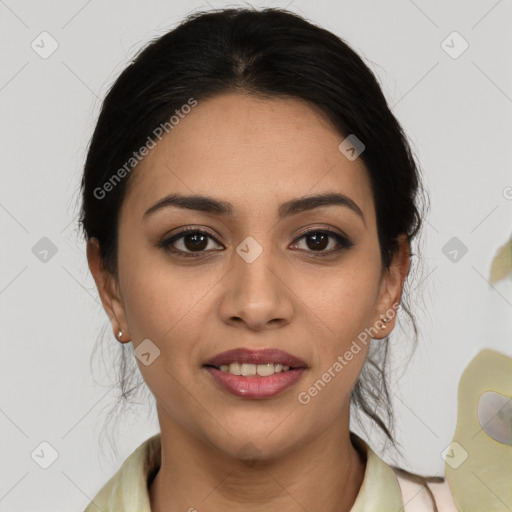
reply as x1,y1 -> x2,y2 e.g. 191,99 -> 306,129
160,226 -> 222,246
162,225 -> 220,242
294,223 -> 350,241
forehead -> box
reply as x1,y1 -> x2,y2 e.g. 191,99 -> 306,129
121,93 -> 374,222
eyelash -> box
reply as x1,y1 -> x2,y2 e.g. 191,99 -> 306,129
158,227 -> 354,258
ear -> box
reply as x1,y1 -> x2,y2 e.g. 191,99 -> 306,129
372,233 -> 411,339
87,238 -> 130,343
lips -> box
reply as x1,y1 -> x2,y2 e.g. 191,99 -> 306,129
203,348 -> 308,399
203,348 -> 308,369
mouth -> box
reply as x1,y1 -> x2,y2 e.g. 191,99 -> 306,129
202,348 -> 308,399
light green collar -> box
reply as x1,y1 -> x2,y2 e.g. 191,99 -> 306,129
349,432 -> 404,511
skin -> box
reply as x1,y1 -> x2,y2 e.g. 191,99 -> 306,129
87,93 -> 410,512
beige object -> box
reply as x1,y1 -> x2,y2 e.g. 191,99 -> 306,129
445,349 -> 512,511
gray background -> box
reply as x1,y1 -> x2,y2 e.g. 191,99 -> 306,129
0,1 -> 511,510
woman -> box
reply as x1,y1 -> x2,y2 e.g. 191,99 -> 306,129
81,7 -> 458,511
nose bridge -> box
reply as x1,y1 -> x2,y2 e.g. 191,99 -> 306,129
233,233 -> 279,295
219,233 -> 293,328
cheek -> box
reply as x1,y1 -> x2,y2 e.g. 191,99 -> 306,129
117,248 -> 219,396
121,275 -> 210,365
296,257 -> 381,353
118,268 -> 203,406
118,239 -> 208,341
295,271 -> 376,413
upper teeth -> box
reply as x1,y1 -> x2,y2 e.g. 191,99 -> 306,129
219,363 -> 290,376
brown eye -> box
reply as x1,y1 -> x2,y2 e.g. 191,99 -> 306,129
159,229 -> 223,257
304,232 -> 329,251
291,229 -> 353,255
181,232 -> 209,251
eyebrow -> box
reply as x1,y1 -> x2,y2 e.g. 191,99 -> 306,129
143,192 -> 366,226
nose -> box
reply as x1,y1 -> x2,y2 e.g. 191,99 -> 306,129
217,242 -> 294,331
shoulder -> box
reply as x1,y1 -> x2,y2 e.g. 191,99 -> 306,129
393,467 -> 458,512
83,433 -> 161,512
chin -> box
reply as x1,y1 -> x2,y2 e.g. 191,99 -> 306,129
202,421 -> 302,464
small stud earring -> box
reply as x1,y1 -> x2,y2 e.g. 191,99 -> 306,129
379,317 -> 390,329
117,330 -> 123,339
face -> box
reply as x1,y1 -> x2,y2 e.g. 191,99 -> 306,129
88,93 -> 408,461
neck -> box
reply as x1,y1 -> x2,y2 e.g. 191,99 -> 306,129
149,411 -> 366,512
